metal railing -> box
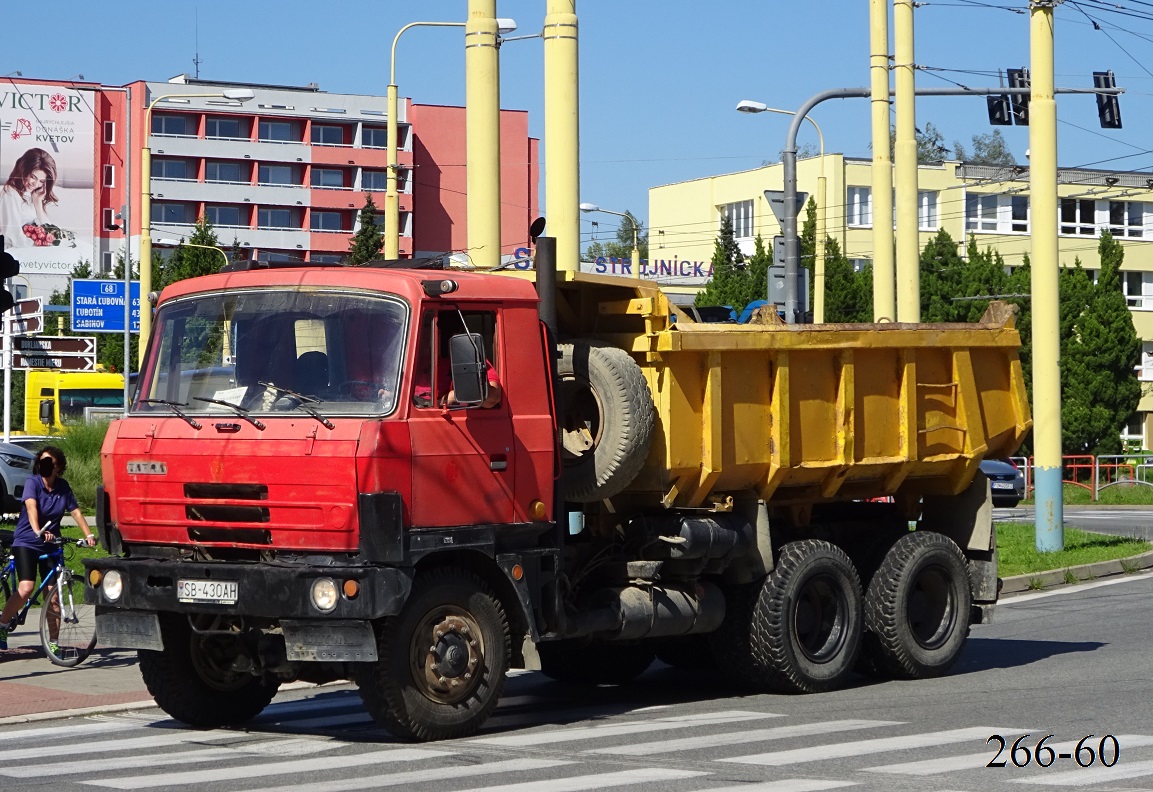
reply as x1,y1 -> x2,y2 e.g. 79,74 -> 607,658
1008,454 -> 1153,501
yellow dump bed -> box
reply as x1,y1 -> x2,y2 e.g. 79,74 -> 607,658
557,273 -> 1032,510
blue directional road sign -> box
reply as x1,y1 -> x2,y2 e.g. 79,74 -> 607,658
71,279 -> 140,334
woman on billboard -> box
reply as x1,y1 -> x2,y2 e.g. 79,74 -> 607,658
0,147 -> 59,248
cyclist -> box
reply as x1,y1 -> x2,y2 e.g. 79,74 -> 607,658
0,446 -> 96,651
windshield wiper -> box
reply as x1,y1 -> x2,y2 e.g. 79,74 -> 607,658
257,382 -> 335,430
193,397 -> 266,431
139,398 -> 203,430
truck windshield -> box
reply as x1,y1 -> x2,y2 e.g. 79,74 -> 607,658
60,389 -> 124,422
134,288 -> 408,417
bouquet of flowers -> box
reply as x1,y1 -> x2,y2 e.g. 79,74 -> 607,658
21,222 -> 77,248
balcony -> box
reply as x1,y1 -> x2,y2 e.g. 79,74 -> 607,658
150,179 -> 307,208
149,135 -> 311,164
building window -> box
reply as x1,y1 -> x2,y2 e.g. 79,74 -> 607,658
1011,195 -> 1029,232
103,121 -> 115,144
918,190 -> 938,231
152,114 -> 192,136
719,199 -> 753,239
311,253 -> 344,264
362,169 -> 389,191
152,202 -> 194,224
101,251 -> 114,274
311,211 -> 344,231
1124,271 -> 1153,310
1122,413 -> 1145,449
311,124 -> 345,145
362,126 -> 388,148
1109,201 -> 1144,238
206,116 -> 245,139
257,250 -> 301,263
847,187 -> 871,227
259,120 -> 300,142
206,205 -> 243,227
965,194 -> 999,232
205,161 -> 245,183
1138,343 -> 1153,382
311,168 -> 345,189
849,258 -> 872,272
368,212 -> 385,228
102,164 -> 115,188
151,158 -> 190,180
102,207 -> 115,230
1060,197 -> 1097,236
258,164 -> 299,186
258,207 -> 299,228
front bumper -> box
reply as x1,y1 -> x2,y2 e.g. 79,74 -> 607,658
84,557 -> 413,620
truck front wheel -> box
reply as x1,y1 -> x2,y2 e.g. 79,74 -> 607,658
138,615 -> 279,728
750,540 -> 863,693
357,568 -> 509,741
862,531 -> 972,679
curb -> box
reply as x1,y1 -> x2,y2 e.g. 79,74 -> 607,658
1000,548 -> 1153,595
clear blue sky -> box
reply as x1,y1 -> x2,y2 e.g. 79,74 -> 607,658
5,1 -> 1152,250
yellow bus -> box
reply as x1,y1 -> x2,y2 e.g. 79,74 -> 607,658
23,370 -> 125,435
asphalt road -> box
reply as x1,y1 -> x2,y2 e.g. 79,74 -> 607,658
995,505 -> 1153,542
3,571 -> 1152,791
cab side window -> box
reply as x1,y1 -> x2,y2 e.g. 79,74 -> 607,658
412,309 -> 500,408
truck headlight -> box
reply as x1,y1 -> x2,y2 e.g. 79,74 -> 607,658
102,570 -> 123,602
310,578 -> 338,613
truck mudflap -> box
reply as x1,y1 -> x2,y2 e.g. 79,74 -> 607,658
85,557 -> 413,620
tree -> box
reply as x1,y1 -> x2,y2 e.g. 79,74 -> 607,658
916,122 -> 950,163
585,210 -> 648,262
348,194 -> 385,265
1062,232 -> 1142,455
953,130 -> 1017,166
155,216 -> 225,291
695,214 -> 751,311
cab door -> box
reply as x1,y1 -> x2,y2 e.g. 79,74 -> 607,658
408,307 -> 516,527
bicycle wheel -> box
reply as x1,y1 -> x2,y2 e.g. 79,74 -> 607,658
40,571 -> 97,667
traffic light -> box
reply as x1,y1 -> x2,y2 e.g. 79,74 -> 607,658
1093,71 -> 1122,129
987,95 -> 1013,126
1007,68 -> 1030,126
0,235 -> 19,315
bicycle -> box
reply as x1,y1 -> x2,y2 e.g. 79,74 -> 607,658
0,524 -> 97,667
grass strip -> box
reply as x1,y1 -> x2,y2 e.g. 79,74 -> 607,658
997,521 -> 1151,577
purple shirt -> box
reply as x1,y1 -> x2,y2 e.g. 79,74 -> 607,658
12,475 -> 78,550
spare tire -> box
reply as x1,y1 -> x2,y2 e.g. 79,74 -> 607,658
558,340 -> 655,502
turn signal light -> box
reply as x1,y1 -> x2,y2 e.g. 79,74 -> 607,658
511,563 -> 524,581
529,500 -> 547,521
343,579 -> 360,599
88,569 -> 103,587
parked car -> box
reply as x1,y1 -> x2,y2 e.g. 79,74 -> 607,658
980,458 -> 1026,507
0,442 -> 36,515
4,435 -> 56,454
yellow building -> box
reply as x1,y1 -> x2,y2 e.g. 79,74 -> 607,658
649,154 -> 1153,448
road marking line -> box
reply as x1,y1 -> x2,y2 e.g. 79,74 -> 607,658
587,719 -> 903,756
0,718 -> 135,743
447,768 -> 707,792
693,782 -> 857,792
469,709 -> 780,747
80,747 -> 449,789
233,758 -> 574,792
1,728 -> 238,761
720,726 -> 1021,766
864,735 -> 1153,776
1006,757 -> 1153,786
1003,570 -> 1153,604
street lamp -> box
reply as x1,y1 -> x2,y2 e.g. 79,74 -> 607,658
140,88 -> 254,355
580,203 -> 641,274
386,18 -> 517,260
737,99 -> 828,323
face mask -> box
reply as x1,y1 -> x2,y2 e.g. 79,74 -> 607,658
38,458 -> 55,477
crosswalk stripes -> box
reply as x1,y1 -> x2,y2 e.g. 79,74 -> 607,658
586,719 -> 904,756
719,726 -> 1023,766
468,709 -> 780,746
5,692 -> 1153,791
863,735 -> 1153,777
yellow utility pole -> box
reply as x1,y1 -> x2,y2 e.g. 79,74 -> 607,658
869,0 -> 896,321
1030,1 -> 1063,551
894,0 -> 920,322
544,0 -> 580,272
466,0 -> 503,268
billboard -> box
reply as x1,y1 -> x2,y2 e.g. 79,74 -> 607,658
0,84 -> 95,289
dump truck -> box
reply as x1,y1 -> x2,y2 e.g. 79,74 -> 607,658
85,252 -> 1030,741
23,370 -> 126,435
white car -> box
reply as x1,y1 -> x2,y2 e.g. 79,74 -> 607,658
0,442 -> 36,514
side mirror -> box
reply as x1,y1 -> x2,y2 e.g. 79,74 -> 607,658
39,399 -> 55,427
448,333 -> 488,406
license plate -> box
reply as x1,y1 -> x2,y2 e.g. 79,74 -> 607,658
177,579 -> 238,604
992,482 -> 1015,489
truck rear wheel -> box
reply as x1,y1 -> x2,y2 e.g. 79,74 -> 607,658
538,639 -> 655,685
862,531 -> 972,679
557,340 -> 655,502
357,568 -> 509,741
751,540 -> 863,693
138,615 -> 279,728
